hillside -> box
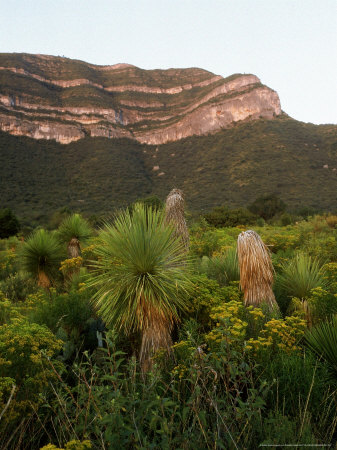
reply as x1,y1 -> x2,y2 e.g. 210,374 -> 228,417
0,53 -> 281,144
1,116 -> 336,223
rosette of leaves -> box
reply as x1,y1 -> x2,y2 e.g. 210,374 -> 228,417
305,316 -> 337,376
21,229 -> 64,289
58,213 -> 92,258
88,203 -> 192,372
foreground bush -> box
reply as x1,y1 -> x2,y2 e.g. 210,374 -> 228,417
0,319 -> 63,439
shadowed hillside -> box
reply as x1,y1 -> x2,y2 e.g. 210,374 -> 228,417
1,116 -> 336,223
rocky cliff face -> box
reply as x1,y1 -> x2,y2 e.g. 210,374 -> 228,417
0,53 -> 281,144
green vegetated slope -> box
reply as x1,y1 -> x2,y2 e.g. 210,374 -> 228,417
0,133 -> 152,223
0,116 -> 336,223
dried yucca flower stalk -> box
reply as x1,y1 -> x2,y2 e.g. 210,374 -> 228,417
237,230 -> 278,311
164,189 -> 189,251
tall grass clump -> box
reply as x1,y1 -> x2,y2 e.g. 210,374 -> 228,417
164,188 -> 189,251
237,230 -> 278,311
88,204 -> 192,372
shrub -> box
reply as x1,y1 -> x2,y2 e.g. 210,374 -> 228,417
248,194 -> 286,220
205,300 -> 306,357
0,208 -> 20,239
187,275 -> 242,326
204,206 -> 257,227
0,271 -> 35,302
190,228 -> 220,257
30,290 -> 94,335
0,319 -> 63,424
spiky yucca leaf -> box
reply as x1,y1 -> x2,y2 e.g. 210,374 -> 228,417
21,229 -> 64,288
58,214 -> 92,244
87,204 -> 192,370
237,230 -> 278,310
305,317 -> 337,375
278,253 -> 326,300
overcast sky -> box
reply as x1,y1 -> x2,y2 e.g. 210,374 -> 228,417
1,0 -> 336,124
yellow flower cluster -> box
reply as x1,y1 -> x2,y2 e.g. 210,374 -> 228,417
205,300 -> 306,355
59,257 -> 83,273
81,244 -> 96,257
171,364 -> 188,379
171,340 -> 195,360
246,305 -> 265,320
246,316 -> 306,353
206,301 -> 248,345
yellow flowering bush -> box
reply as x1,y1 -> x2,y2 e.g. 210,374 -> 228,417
0,290 -> 44,324
263,232 -> 300,253
188,275 -> 242,325
205,301 -> 248,349
246,316 -> 306,354
306,286 -> 337,323
205,300 -> 306,357
0,319 -> 63,421
59,256 -> 83,274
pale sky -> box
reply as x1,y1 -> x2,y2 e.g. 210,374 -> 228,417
1,0 -> 336,124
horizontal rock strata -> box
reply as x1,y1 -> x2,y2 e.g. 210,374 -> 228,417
0,53 -> 281,144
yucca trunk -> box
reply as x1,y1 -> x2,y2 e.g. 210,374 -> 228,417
237,230 -> 278,311
164,189 -> 189,251
138,300 -> 173,373
37,270 -> 51,290
65,237 -> 82,281
67,237 -> 81,258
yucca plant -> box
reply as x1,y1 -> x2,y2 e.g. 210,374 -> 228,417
237,230 -> 278,311
278,253 -> 326,300
305,316 -> 337,376
21,229 -> 64,289
199,248 -> 239,286
58,213 -> 92,258
278,253 -> 326,326
88,204 -> 192,372
164,188 -> 189,251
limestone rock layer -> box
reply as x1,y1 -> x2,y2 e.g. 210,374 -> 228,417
0,53 -> 281,144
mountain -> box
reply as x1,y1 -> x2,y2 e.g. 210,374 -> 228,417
0,53 -> 280,144
0,53 -> 336,223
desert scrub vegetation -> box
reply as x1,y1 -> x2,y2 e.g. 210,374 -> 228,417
0,210 -> 337,449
